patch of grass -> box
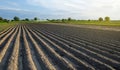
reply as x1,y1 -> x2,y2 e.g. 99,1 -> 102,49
51,20 -> 120,26
0,22 -> 17,32
0,20 -> 50,32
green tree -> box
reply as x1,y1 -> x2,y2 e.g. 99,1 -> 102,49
46,19 -> 49,21
34,17 -> 37,21
25,18 -> 29,21
68,17 -> 72,21
98,17 -> 103,21
62,19 -> 65,22
14,16 -> 20,21
88,19 -> 91,21
0,17 -> 3,21
105,16 -> 110,21
3,19 -> 9,23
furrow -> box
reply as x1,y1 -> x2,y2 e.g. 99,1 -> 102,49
33,24 -> 120,51
28,26 -> 96,70
76,36 -> 120,49
37,25 -> 120,54
0,26 -> 19,70
0,26 -> 14,35
42,29 -> 120,61
7,26 -> 21,70
29,24 -> 120,55
39,30 -> 120,69
20,26 -> 37,70
0,26 -> 19,62
23,26 -> 44,70
61,36 -> 120,61
54,32 -> 120,56
23,26 -> 56,70
0,26 -> 17,46
26,25 -> 76,70
29,25 -> 115,70
57,31 -> 120,52
1,23 -> 119,70
68,36 -> 120,53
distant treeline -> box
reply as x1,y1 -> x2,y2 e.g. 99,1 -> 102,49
0,16 -> 110,23
0,16 -> 38,23
47,16 -> 111,23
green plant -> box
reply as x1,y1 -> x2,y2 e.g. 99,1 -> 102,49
68,17 -> 72,21
98,17 -> 103,21
14,16 -> 20,21
105,16 -> 110,22
34,17 -> 38,21
25,18 -> 29,21
0,17 -> 3,21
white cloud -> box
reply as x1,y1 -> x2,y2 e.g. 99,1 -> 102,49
0,6 -> 20,11
27,0 -> 120,19
0,6 -> 31,12
27,0 -> 86,12
5,1 -> 19,6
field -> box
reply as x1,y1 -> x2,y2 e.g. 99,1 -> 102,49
0,22 -> 17,32
50,20 -> 120,26
0,23 -> 120,70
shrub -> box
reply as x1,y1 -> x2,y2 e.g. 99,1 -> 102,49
68,17 -> 72,21
0,17 -> 3,21
13,16 -> 20,21
25,18 -> 29,21
34,17 -> 37,21
98,17 -> 103,21
105,16 -> 110,22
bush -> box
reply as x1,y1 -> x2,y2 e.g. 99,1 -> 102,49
0,17 -> 3,21
34,17 -> 37,21
13,16 -> 20,21
68,17 -> 72,21
62,19 -> 65,22
3,19 -> 10,23
25,18 -> 29,21
98,17 -> 103,21
105,16 -> 110,22
88,19 -> 91,21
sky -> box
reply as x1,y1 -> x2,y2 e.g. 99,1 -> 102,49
0,0 -> 120,20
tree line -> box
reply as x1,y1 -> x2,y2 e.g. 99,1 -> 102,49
0,16 -> 38,23
0,16 -> 110,23
47,16 -> 110,22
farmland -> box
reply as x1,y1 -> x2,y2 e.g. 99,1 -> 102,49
0,22 -> 17,32
0,23 -> 120,70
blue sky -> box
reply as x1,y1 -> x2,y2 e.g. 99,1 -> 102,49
0,0 -> 120,20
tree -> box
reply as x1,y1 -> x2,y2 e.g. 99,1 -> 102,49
98,17 -> 103,21
46,19 -> 49,21
3,19 -> 9,23
68,17 -> 71,21
62,19 -> 65,22
88,19 -> 91,21
34,17 -> 37,21
25,18 -> 29,21
14,16 -> 20,21
105,16 -> 110,21
0,17 -> 3,21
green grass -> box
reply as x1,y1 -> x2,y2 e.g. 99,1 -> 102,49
50,20 -> 120,26
67,21 -> 120,26
0,22 -> 17,32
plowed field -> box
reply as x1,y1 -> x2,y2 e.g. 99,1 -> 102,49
0,23 -> 120,70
